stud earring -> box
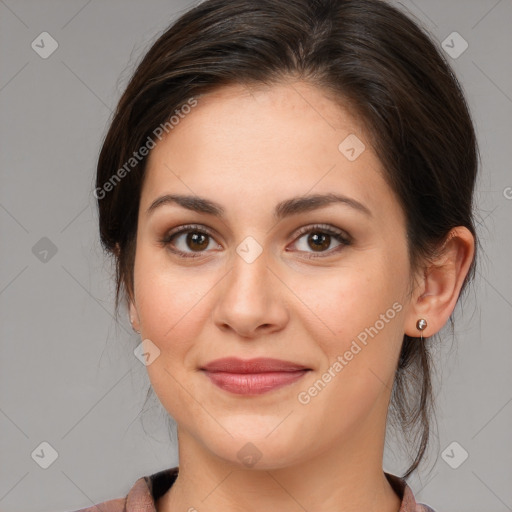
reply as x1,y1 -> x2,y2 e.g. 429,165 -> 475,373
416,318 -> 427,341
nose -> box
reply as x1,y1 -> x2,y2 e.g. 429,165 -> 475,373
211,247 -> 289,339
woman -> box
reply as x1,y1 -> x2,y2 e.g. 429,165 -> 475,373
76,0 -> 478,510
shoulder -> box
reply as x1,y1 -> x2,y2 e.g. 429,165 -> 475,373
418,505 -> 437,512
66,474 -> 149,512
385,472 -> 438,512
66,467 -> 179,512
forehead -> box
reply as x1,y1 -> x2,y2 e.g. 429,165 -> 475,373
141,80 -> 401,226
173,80 -> 369,142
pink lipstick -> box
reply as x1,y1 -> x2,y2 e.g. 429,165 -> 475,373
200,357 -> 310,395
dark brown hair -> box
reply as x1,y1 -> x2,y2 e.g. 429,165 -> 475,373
96,0 -> 479,478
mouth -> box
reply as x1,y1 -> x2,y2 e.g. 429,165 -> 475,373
199,357 -> 312,395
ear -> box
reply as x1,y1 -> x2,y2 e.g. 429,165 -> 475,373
129,295 -> 141,333
404,226 -> 475,338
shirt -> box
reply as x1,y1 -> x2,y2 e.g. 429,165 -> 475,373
70,466 -> 436,512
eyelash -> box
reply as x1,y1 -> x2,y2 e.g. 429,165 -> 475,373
159,223 -> 352,260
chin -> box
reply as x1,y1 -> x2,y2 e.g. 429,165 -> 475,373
205,428 -> 309,471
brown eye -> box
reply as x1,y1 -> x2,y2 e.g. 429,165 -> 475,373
307,232 -> 332,251
290,224 -> 351,259
161,224 -> 220,258
186,232 -> 210,251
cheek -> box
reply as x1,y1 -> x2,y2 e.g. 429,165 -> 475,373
132,246 -> 216,365
132,252 -> 217,424
295,260 -> 404,347
293,257 -> 407,400
294,274 -> 405,439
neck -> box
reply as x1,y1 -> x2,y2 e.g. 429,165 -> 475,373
157,410 -> 402,512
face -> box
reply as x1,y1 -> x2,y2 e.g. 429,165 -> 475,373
130,81 -> 414,469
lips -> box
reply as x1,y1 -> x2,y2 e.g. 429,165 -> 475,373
200,357 -> 310,373
200,357 -> 311,395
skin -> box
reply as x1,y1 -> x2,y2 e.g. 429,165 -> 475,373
128,81 -> 474,512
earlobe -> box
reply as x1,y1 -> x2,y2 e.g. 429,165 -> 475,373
405,226 -> 475,339
129,299 -> 141,334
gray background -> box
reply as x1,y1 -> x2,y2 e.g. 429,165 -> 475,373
0,1 -> 511,511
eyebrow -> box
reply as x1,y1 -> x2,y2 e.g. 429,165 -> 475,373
146,192 -> 372,220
